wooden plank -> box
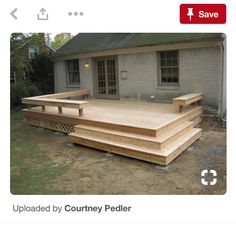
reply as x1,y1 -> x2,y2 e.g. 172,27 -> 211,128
184,95 -> 203,106
23,99 -> 200,130
22,104 -> 202,137
78,118 -> 157,137
34,90 -> 90,99
69,133 -> 166,165
173,93 -> 202,106
22,109 -> 81,125
165,128 -> 202,164
22,97 -> 88,109
191,115 -> 202,126
173,93 -> 202,101
75,125 -> 162,150
155,106 -> 203,136
69,128 -> 202,165
74,121 -> 193,150
157,121 -> 194,149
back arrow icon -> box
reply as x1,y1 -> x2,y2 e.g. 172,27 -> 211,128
10,8 -> 18,20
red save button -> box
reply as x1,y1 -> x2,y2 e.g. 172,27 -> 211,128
180,4 -> 226,24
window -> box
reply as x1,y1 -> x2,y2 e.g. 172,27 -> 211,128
28,46 -> 39,59
159,50 -> 179,85
66,59 -> 80,85
10,71 -> 16,83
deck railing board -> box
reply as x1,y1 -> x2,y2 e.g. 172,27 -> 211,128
172,93 -> 203,113
21,90 -> 90,116
34,90 -> 90,99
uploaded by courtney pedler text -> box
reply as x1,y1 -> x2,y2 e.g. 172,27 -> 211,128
13,204 -> 132,214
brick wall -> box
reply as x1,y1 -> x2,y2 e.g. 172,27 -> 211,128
54,46 -> 223,111
117,46 -> 223,110
54,59 -> 94,95
118,52 -> 157,100
179,46 -> 222,109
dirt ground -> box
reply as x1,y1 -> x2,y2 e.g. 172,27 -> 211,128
11,114 -> 226,195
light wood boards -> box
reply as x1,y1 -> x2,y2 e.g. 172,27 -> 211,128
172,93 -> 203,113
22,98 -> 203,165
22,100 -> 203,136
21,90 -> 90,117
78,118 -> 157,137
22,109 -> 81,125
34,90 -> 90,99
173,93 -> 203,105
22,96 -> 88,116
69,128 -> 202,165
22,97 -> 88,109
74,121 -> 193,150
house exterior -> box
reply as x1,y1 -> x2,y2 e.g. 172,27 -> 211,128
53,33 -> 226,117
11,33 -> 55,83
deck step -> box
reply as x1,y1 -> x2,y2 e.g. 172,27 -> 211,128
74,121 -> 194,150
78,106 -> 203,137
78,118 -> 157,137
69,128 -> 202,165
156,121 -> 194,149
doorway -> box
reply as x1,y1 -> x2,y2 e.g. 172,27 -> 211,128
95,57 -> 119,99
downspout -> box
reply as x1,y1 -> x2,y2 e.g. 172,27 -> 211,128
220,35 -> 226,122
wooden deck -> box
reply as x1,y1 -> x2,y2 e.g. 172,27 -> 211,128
22,97 -> 203,165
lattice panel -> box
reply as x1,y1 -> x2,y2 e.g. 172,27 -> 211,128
24,117 -> 74,133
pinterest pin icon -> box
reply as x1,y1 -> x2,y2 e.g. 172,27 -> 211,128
187,8 -> 194,21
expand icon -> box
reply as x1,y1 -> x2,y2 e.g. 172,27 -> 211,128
201,169 -> 217,186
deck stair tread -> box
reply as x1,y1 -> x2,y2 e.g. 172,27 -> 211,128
75,121 -> 194,144
69,128 -> 202,157
78,106 -> 202,137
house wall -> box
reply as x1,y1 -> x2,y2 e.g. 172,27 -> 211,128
54,58 -> 94,95
117,46 -> 223,111
54,61 -> 67,92
54,45 -> 223,111
178,46 -> 222,109
118,52 -> 157,100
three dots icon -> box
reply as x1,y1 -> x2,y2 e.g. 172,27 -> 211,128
68,11 -> 84,16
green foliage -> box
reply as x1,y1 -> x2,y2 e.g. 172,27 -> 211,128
11,33 -> 46,72
29,53 -> 54,94
10,33 -> 54,107
51,33 -> 72,50
10,80 -> 41,107
10,33 -> 28,73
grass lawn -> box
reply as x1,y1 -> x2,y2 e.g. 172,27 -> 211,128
10,109 -> 71,194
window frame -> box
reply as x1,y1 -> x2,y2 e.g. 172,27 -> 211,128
28,46 -> 39,59
65,59 -> 81,86
158,50 -> 179,87
10,71 -> 16,83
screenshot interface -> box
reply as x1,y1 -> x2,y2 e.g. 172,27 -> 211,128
0,0 -> 235,226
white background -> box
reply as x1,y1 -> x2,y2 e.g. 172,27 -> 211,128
0,0 -> 235,226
